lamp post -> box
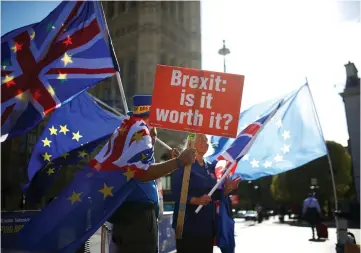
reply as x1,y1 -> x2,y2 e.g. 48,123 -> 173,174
218,40 -> 230,73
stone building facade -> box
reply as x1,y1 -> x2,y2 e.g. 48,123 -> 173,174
91,1 -> 202,156
340,62 -> 360,203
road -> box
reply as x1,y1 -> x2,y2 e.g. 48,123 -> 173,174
89,217 -> 360,253
214,217 -> 360,253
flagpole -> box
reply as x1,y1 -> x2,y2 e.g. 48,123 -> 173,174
115,72 -> 129,115
195,100 -> 283,213
89,94 -> 172,151
305,81 -> 339,219
99,2 -> 129,115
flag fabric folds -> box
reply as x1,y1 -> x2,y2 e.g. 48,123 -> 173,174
1,1 -> 119,142
18,117 -> 154,253
213,161 -> 236,253
25,92 -> 124,203
206,84 -> 328,180
212,106 -> 281,253
215,196 -> 235,253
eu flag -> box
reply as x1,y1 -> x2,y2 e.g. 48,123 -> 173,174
18,117 -> 154,253
1,1 -> 119,142
25,92 -> 124,203
206,84 -> 328,180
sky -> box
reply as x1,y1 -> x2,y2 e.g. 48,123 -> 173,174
2,1 -> 361,146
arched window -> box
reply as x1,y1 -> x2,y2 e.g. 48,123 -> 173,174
127,58 -> 137,99
107,2 -> 114,18
118,2 -> 126,13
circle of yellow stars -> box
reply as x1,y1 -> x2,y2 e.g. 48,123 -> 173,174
41,125 -> 85,174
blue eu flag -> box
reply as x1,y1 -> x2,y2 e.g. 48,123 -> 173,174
1,1 -> 119,142
206,84 -> 328,180
18,117 -> 155,253
25,92 -> 124,203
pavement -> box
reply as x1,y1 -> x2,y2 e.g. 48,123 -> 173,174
214,217 -> 360,253
89,217 -> 360,253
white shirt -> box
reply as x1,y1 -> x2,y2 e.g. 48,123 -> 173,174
302,197 -> 321,214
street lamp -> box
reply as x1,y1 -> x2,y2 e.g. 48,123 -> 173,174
218,40 -> 230,73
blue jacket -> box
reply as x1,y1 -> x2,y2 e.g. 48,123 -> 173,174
171,160 -> 223,238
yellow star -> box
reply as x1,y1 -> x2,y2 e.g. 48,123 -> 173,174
47,86 -> 55,96
131,132 -> 144,143
72,131 -> 83,142
41,137 -> 52,147
59,125 -> 69,135
61,152 -> 70,159
49,126 -> 57,135
98,183 -> 114,199
2,75 -> 14,84
57,73 -> 67,80
61,53 -> 73,66
118,126 -> 128,135
123,168 -> 135,181
46,168 -> 55,175
141,153 -> 147,160
67,191 -> 82,205
42,152 -> 52,162
30,31 -> 35,40
78,150 -> 87,159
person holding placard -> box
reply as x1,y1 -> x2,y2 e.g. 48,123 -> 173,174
171,134 -> 240,253
108,95 -> 196,253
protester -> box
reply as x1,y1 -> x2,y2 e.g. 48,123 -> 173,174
171,134 -> 240,253
302,192 -> 322,240
108,95 -> 196,253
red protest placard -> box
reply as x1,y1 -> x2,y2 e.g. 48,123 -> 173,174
149,65 -> 244,138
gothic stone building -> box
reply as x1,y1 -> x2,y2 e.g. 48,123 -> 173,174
91,1 -> 201,155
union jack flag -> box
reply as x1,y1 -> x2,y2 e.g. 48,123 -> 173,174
1,1 -> 118,142
89,117 -> 154,176
216,101 -> 283,178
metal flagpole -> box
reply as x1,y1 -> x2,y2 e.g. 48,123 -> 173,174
89,94 -> 172,151
115,72 -> 129,115
99,2 -> 129,115
305,81 -> 339,225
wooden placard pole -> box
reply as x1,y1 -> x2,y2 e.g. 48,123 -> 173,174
175,132 -> 196,239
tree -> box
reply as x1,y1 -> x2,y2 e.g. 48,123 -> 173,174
270,140 -> 352,206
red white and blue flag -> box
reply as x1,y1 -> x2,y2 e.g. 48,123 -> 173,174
215,101 -> 283,178
1,1 -> 118,142
89,117 -> 154,175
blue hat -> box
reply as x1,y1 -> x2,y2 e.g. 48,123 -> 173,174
127,95 -> 152,117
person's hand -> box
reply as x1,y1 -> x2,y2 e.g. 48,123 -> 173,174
190,194 -> 212,205
178,148 -> 196,166
170,148 -> 180,159
224,175 -> 241,194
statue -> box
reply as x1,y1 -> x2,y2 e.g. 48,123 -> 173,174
345,61 -> 360,88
